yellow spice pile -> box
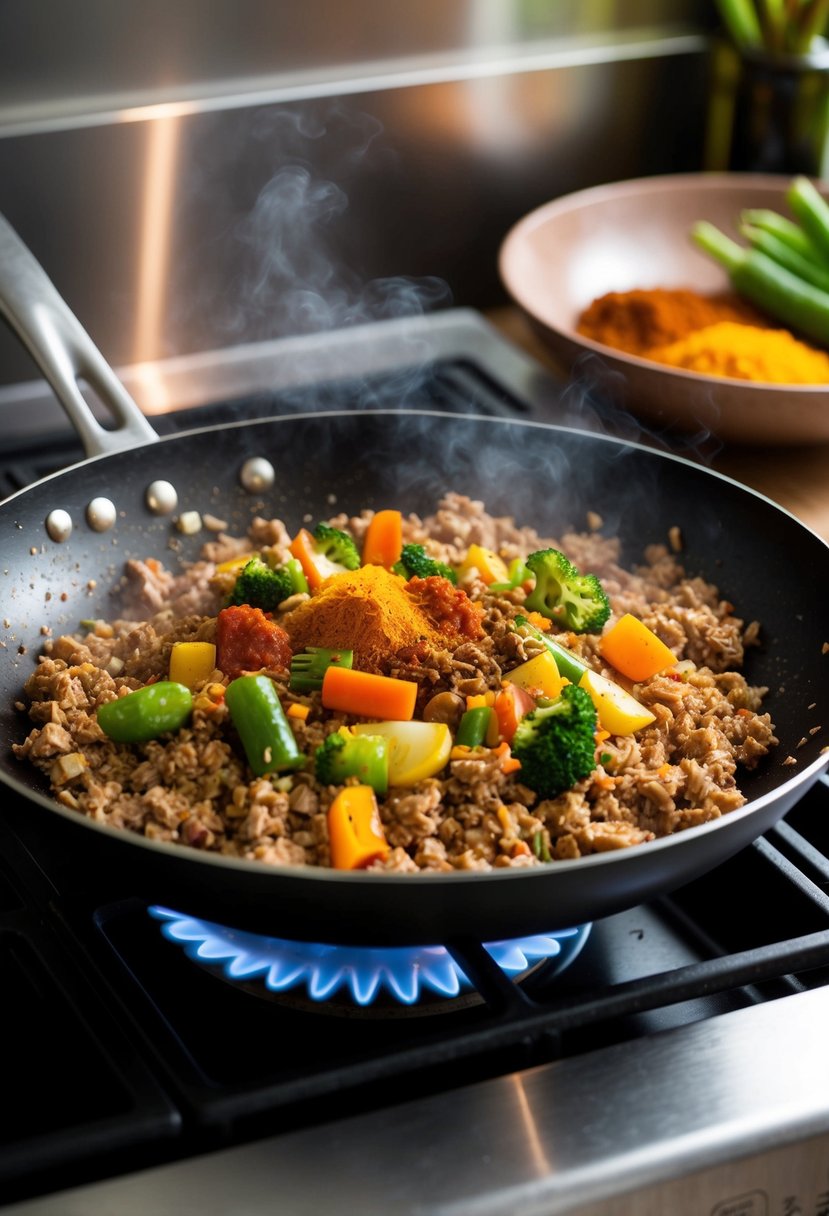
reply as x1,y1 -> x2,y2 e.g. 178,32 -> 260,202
647,321 -> 829,384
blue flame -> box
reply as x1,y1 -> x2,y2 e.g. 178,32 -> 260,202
149,907 -> 591,1007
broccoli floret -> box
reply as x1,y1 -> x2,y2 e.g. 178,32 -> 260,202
315,730 -> 389,794
228,556 -> 293,611
511,683 -> 597,799
393,543 -> 457,584
524,548 -> 610,633
312,523 -> 360,570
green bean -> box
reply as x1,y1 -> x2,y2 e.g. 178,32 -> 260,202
489,558 -> 532,594
225,674 -> 304,777
455,707 -> 493,748
741,209 -> 826,265
740,223 -> 829,294
97,682 -> 193,743
692,221 -> 829,347
787,176 -> 829,264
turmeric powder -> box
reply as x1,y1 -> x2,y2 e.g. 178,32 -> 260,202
576,286 -> 829,383
281,566 -> 474,673
647,322 -> 829,384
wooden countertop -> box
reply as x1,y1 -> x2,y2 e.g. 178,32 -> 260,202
488,307 -> 829,543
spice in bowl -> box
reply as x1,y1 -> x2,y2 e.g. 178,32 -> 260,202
576,176 -> 829,386
576,286 -> 829,384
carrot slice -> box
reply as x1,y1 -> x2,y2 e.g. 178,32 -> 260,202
362,509 -> 403,569
599,614 -> 677,682
493,740 -> 522,774
289,528 -> 325,590
321,666 -> 417,720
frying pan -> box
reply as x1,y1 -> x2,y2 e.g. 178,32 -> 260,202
1,215 -> 828,948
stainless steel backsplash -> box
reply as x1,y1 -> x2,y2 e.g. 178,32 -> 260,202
0,1 -> 712,394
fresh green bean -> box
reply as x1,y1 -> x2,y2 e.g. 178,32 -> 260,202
489,558 -> 532,594
97,682 -> 193,743
692,221 -> 829,347
455,706 -> 493,748
787,177 -> 829,264
740,223 -> 829,294
741,209 -> 826,265
225,674 -> 304,777
281,557 -> 309,596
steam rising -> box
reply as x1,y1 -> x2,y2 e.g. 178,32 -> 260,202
226,105 -> 451,342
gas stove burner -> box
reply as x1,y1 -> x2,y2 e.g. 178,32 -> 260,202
149,907 -> 590,1012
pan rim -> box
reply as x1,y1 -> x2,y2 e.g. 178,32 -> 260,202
3,407 -> 829,554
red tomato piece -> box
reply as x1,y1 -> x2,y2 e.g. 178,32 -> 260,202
216,605 -> 292,680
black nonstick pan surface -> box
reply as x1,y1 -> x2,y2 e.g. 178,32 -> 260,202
1,209 -> 827,946
1,408 -> 828,945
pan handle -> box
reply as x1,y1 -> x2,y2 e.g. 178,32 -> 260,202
0,212 -> 158,457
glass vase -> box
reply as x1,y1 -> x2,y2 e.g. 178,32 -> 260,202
704,36 -> 829,178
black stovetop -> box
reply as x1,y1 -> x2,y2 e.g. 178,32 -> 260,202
5,772 -> 829,1208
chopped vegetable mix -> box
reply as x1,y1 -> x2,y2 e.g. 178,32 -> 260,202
62,495 -> 773,876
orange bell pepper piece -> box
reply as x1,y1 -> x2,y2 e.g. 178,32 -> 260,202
327,785 -> 389,869
599,613 -> 677,683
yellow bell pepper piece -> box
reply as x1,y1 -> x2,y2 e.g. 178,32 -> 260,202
579,669 -> 656,736
504,652 -> 564,699
352,720 -> 452,785
215,553 -> 253,575
169,641 -> 217,690
457,543 -> 509,586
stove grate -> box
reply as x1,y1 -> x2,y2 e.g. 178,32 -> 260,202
77,780 -> 829,1136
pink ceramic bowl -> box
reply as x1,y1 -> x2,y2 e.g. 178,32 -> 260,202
499,173 -> 829,446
